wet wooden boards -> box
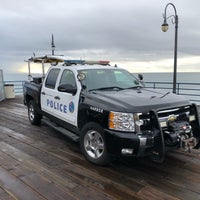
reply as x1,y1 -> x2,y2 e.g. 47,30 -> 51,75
0,97 -> 199,200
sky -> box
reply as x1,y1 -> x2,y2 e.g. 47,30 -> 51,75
1,0 -> 200,75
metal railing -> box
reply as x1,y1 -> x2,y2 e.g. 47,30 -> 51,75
145,81 -> 200,104
3,80 -> 200,104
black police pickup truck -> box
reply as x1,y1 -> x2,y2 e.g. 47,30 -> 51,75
23,57 -> 200,165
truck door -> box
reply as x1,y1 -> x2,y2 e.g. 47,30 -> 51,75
55,69 -> 80,126
41,67 -> 61,116
41,68 -> 80,127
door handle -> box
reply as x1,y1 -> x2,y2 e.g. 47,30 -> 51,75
41,91 -> 46,95
54,96 -> 60,100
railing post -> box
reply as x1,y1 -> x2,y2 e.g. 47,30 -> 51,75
177,83 -> 180,94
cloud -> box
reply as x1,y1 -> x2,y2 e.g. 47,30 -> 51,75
1,0 -> 200,74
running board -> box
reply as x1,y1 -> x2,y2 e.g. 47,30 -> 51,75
42,118 -> 80,142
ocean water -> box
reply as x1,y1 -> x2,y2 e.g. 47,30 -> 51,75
3,73 -> 38,82
142,72 -> 200,83
3,72 -> 200,83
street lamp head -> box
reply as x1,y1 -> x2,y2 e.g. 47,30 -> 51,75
161,21 -> 169,32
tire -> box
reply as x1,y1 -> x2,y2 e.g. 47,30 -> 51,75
80,122 -> 110,165
28,100 -> 42,125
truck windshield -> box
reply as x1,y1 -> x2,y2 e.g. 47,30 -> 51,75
78,68 -> 142,91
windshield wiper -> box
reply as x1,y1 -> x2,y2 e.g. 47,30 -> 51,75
125,86 -> 142,89
160,92 -> 170,98
89,86 -> 124,92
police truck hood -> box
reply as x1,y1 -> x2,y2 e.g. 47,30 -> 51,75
88,88 -> 189,113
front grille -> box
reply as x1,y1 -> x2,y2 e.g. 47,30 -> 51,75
158,106 -> 191,128
139,105 -> 194,133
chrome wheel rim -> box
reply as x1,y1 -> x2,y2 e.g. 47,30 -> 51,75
84,130 -> 104,159
29,104 -> 35,121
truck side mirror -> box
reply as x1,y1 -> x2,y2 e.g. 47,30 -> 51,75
58,84 -> 77,95
138,74 -> 143,81
137,74 -> 145,87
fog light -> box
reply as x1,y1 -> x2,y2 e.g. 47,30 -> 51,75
121,148 -> 134,155
189,115 -> 195,122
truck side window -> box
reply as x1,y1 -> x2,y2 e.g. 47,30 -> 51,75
59,70 -> 76,88
45,68 -> 60,89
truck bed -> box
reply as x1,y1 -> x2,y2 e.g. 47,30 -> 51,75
0,96 -> 200,200
23,80 -> 42,106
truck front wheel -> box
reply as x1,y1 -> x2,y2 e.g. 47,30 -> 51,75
28,100 -> 41,125
80,122 -> 110,165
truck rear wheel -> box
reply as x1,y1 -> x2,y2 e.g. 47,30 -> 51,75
80,122 -> 110,165
28,100 -> 41,125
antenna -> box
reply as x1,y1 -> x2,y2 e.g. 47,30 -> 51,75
51,34 -> 56,55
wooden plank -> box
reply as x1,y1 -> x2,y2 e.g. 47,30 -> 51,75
137,185 -> 180,200
0,97 -> 200,200
0,127 -> 143,199
0,167 -> 45,200
0,186 -> 16,200
20,171 -> 76,200
119,158 -> 200,200
0,143 -> 115,200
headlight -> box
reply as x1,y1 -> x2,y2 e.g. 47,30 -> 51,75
109,111 -> 135,132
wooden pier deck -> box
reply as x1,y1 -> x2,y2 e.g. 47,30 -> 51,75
0,97 -> 200,200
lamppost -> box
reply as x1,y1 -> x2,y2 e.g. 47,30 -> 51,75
161,3 -> 178,94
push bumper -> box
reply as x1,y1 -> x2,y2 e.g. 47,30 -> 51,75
104,129 -> 155,157
104,104 -> 200,161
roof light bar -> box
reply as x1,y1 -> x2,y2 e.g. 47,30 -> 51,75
63,60 -> 110,65
83,60 -> 110,65
64,60 -> 85,65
